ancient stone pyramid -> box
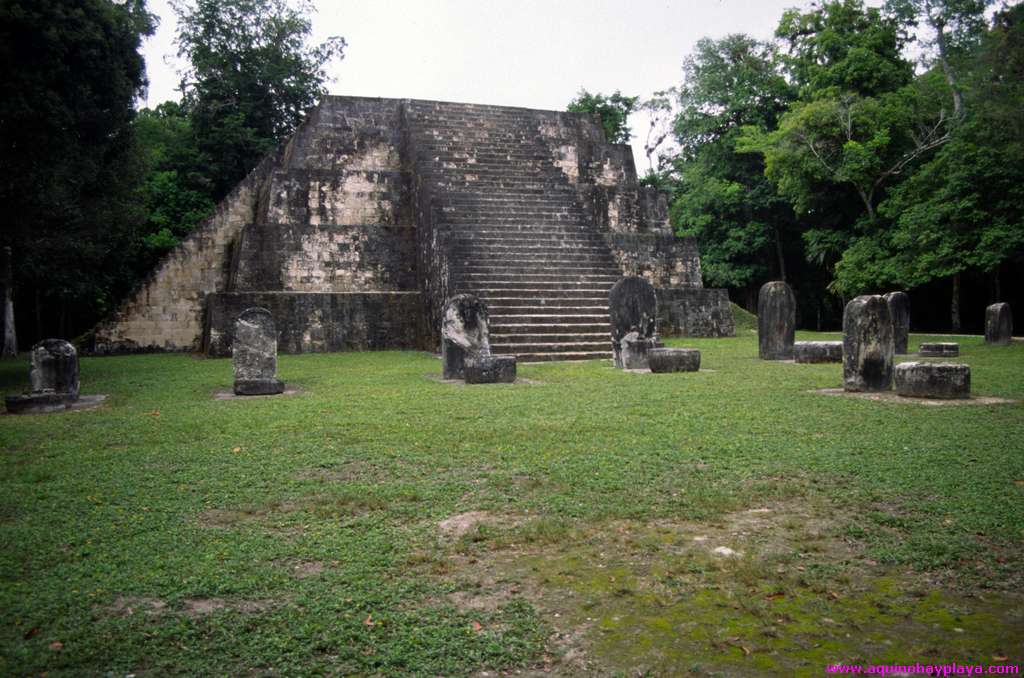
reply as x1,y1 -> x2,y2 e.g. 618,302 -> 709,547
93,97 -> 733,361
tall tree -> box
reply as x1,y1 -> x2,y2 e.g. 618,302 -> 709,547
670,35 -> 796,300
0,0 -> 155,343
172,0 -> 345,199
567,89 -> 638,144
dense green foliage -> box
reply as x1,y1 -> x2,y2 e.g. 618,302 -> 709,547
0,0 -> 345,345
172,0 -> 345,199
2,338 -> 1022,674
669,35 -> 797,296
567,89 -> 638,144
0,0 -> 155,336
650,0 -> 1023,328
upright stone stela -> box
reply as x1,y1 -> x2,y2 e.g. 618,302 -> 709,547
91,97 -> 734,361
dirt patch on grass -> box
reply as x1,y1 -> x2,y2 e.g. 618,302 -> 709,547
814,387 -> 1017,406
438,511 -> 526,540
104,595 -> 168,617
182,597 -> 273,617
276,558 -> 327,579
430,501 -> 1024,675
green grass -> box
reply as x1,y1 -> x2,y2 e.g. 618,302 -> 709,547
1,334 -> 1022,675
730,302 -> 758,333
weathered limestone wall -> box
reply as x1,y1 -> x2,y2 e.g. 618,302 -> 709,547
657,288 -> 736,337
91,151 -> 281,353
205,291 -> 426,356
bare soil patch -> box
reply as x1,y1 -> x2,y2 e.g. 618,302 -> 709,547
813,387 -> 1017,406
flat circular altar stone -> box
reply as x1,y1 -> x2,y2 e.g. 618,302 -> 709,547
647,348 -> 701,373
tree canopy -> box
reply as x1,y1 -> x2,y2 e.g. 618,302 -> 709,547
567,89 -> 638,144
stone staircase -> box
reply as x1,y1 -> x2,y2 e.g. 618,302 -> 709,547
406,101 -> 618,362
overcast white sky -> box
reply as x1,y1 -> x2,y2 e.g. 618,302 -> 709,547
141,0 -> 878,170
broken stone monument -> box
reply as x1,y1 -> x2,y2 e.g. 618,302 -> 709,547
919,342 -> 959,357
793,341 -> 843,364
442,294 -> 491,380
232,308 -> 285,396
609,276 -> 661,369
985,303 -> 1013,345
895,362 -> 970,399
758,281 -> 796,360
884,291 -> 910,354
5,339 -> 80,414
843,295 -> 895,392
648,347 -> 701,373
464,354 -> 517,384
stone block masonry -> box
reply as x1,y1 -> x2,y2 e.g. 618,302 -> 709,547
92,96 -> 733,359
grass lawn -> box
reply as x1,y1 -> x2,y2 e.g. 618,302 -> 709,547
1,332 -> 1022,676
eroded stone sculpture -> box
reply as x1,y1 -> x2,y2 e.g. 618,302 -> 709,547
895,362 -> 970,399
758,281 -> 795,360
442,294 -> 491,380
233,308 -> 285,395
843,295 -> 894,392
609,277 -> 660,369
884,291 -> 910,354
985,303 -> 1012,345
5,339 -> 80,413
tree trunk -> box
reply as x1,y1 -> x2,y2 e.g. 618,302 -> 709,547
34,288 -> 42,342
773,225 -> 787,282
1,247 -> 15,358
992,267 -> 1001,302
951,272 -> 961,332
934,21 -> 964,118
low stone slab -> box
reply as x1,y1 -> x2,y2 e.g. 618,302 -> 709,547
648,348 -> 701,373
894,362 -> 970,399
919,342 -> 959,357
464,355 -> 516,384
793,341 -> 842,364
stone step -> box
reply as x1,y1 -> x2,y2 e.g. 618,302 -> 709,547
514,351 -> 613,363
489,313 -> 610,325
451,237 -> 607,249
490,340 -> 610,354
452,226 -> 602,237
491,332 -> 610,344
483,296 -> 609,308
462,287 -> 609,299
457,272 -> 620,284
451,253 -> 618,266
458,261 -> 620,272
488,322 -> 611,335
452,244 -> 611,256
457,279 -> 617,292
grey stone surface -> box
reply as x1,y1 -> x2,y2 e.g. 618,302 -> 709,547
442,294 -> 491,380
94,96 -> 715,364
794,341 -> 843,364
843,295 -> 895,392
985,303 -> 1012,345
232,308 -> 284,396
895,362 -> 970,399
648,347 -> 701,373
919,342 -> 959,357
464,354 -> 516,384
884,291 -> 910,354
609,276 -> 659,368
4,339 -> 80,414
656,288 -> 735,338
206,291 -> 427,356
758,281 -> 796,360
